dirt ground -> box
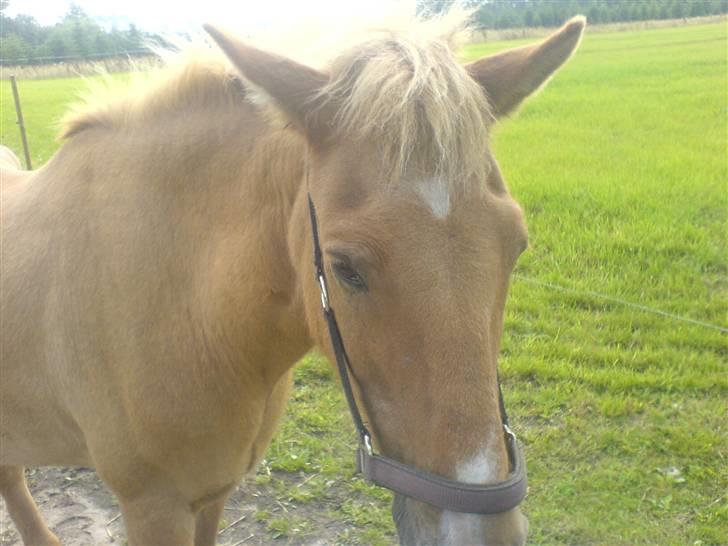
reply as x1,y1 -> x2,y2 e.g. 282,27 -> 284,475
0,467 -> 354,546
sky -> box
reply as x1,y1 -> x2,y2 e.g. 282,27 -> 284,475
5,0 -> 412,33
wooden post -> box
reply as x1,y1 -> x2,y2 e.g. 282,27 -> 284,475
10,75 -> 32,170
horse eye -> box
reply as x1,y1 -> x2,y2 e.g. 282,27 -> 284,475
332,260 -> 367,290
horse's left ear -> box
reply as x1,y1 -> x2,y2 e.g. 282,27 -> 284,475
466,16 -> 586,119
204,24 -> 330,138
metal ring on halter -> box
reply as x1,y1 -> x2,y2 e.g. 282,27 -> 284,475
363,433 -> 373,456
318,273 -> 330,311
504,423 -> 516,441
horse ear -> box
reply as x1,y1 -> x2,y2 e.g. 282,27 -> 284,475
204,24 -> 330,138
466,16 -> 586,119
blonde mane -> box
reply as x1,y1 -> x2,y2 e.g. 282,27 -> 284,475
61,7 -> 492,187
59,55 -> 242,138
316,28 -> 492,187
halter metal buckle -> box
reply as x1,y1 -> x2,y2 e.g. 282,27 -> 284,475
318,273 -> 330,312
504,423 -> 516,441
363,433 -> 373,456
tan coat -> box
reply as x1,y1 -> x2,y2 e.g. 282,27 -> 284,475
1,13 -> 584,546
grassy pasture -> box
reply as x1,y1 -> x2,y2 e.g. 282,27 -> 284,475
1,22 -> 726,546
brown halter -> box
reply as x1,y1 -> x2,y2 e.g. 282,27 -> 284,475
306,193 -> 527,514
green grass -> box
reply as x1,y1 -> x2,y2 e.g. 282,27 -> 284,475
0,73 -> 129,167
2,21 -> 726,545
1,76 -> 81,166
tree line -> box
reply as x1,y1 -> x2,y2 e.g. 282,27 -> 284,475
0,2 -> 159,65
418,0 -> 727,28
2,1 -> 726,66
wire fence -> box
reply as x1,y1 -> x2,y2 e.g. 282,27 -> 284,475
0,49 -> 153,66
0,55 -> 161,80
513,274 -> 727,334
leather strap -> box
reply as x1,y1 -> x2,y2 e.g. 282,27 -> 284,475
307,192 -> 527,514
358,431 -> 527,514
308,194 -> 373,447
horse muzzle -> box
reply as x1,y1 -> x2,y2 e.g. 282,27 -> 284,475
394,493 -> 529,546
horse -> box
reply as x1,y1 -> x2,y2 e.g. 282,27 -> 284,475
0,11 -> 584,546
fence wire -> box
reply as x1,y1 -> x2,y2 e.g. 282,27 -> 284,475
513,274 -> 727,334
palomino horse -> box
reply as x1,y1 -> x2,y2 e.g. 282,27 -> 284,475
0,12 -> 584,546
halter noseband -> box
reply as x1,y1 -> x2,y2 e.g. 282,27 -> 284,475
306,193 -> 527,514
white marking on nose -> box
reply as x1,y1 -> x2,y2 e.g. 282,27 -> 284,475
439,434 -> 500,544
415,177 -> 450,219
455,445 -> 499,484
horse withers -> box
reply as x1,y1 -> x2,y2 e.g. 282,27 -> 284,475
0,12 -> 584,546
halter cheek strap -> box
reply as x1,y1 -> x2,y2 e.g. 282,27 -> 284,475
307,193 -> 527,515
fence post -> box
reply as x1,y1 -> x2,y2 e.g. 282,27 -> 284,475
10,75 -> 32,170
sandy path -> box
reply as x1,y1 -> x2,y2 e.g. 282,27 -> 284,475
0,467 -> 348,545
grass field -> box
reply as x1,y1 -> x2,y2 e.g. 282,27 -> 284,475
1,21 -> 726,546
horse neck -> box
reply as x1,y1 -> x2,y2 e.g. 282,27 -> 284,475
101,105 -> 313,383
174,114 -> 313,382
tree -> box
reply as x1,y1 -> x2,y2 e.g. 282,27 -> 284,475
645,1 -> 659,20
10,14 -> 42,46
72,20 -> 88,57
0,33 -> 30,63
94,33 -> 109,56
524,9 -> 535,27
690,2 -> 706,16
588,5 -> 602,24
710,0 -> 725,14
671,1 -> 687,18
418,0 -> 454,16
629,3 -> 641,21
414,0 -> 727,29
64,3 -> 89,22
48,34 -> 68,59
618,2 -> 633,21
127,23 -> 142,51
